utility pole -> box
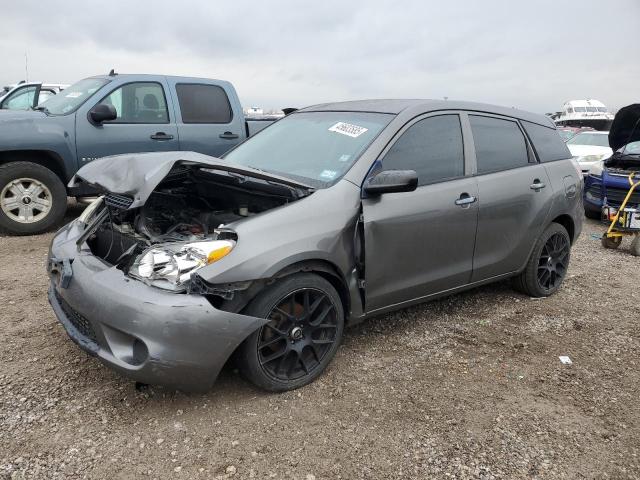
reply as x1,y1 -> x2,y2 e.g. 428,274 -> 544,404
25,52 -> 29,81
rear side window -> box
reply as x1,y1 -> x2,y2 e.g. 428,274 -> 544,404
469,115 -> 529,174
176,84 -> 232,123
382,114 -> 464,186
522,121 -> 571,162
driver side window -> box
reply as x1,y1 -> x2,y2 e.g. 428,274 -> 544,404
98,82 -> 169,124
381,114 -> 465,186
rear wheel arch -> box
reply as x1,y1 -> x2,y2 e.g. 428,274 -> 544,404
551,214 -> 575,244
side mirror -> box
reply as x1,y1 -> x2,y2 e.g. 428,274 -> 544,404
88,103 -> 117,125
364,170 -> 418,195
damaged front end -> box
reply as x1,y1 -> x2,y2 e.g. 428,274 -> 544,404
75,153 -> 313,300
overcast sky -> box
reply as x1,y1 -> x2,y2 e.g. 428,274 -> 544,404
2,0 -> 639,113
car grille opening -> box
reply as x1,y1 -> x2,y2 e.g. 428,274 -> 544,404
603,186 -> 640,207
54,290 -> 98,343
104,193 -> 134,210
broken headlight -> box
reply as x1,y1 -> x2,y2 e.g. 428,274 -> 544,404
129,240 -> 235,292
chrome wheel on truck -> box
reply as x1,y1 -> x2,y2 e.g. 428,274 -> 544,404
1,177 -> 53,223
0,162 -> 67,235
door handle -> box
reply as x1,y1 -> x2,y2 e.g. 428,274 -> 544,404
530,179 -> 546,191
219,131 -> 239,139
455,193 -> 477,206
150,132 -> 174,140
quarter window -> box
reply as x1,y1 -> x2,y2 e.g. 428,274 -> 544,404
381,115 -> 464,186
176,84 -> 232,123
98,82 -> 168,124
469,115 -> 529,174
522,121 -> 571,162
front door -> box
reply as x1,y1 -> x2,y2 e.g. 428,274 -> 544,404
75,80 -> 179,165
362,113 -> 479,312
467,114 -> 554,281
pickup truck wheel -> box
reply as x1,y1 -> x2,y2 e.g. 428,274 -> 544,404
237,273 -> 344,392
0,162 -> 67,235
512,223 -> 571,298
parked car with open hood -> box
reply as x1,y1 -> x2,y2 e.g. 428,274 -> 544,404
47,100 -> 582,392
584,104 -> 640,219
0,73 -> 274,235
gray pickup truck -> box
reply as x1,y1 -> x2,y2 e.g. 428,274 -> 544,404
0,72 -> 275,234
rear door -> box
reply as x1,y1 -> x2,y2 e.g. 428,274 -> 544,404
75,78 -> 179,163
468,114 -> 553,282
166,80 -> 245,157
362,113 -> 479,312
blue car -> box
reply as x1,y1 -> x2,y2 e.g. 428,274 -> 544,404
583,104 -> 640,219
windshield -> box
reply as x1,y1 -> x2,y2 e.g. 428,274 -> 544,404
620,141 -> 640,155
39,78 -> 108,115
557,129 -> 576,142
567,132 -> 609,147
224,111 -> 393,188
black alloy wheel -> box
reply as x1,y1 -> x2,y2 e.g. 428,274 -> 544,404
512,223 -> 571,297
237,273 -> 345,391
258,288 -> 339,382
537,232 -> 570,291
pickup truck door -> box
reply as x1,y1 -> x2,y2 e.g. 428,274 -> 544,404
165,78 -> 246,157
75,78 -> 179,165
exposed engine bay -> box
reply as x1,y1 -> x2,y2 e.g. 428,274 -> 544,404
83,165 -> 311,293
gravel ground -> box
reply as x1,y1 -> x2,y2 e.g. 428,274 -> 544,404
0,210 -> 639,479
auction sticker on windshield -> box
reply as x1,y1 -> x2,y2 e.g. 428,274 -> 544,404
329,122 -> 368,138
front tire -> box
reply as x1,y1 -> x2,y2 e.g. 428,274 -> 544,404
237,273 -> 345,392
0,162 -> 67,235
512,223 -> 571,297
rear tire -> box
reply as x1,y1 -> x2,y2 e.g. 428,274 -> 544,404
0,162 -> 67,235
512,223 -> 571,297
237,273 -> 344,392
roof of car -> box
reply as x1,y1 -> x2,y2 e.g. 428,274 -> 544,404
299,99 -> 554,127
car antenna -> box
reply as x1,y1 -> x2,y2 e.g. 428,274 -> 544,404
108,69 -> 117,76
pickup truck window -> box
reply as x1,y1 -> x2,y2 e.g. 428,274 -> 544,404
175,84 -> 232,124
224,111 -> 393,188
41,78 -> 108,115
99,82 -> 169,124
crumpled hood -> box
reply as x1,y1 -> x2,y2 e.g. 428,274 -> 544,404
70,151 -> 312,209
609,103 -> 640,151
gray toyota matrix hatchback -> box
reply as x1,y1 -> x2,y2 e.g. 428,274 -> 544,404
47,100 -> 583,392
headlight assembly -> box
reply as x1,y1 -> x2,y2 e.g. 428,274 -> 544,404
588,160 -> 605,177
129,239 -> 235,292
576,154 -> 607,164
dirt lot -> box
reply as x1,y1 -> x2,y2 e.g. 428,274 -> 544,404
0,210 -> 639,479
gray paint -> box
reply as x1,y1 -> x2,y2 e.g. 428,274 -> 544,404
48,99 -> 583,391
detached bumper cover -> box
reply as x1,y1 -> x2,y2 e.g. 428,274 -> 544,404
47,221 -> 268,392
